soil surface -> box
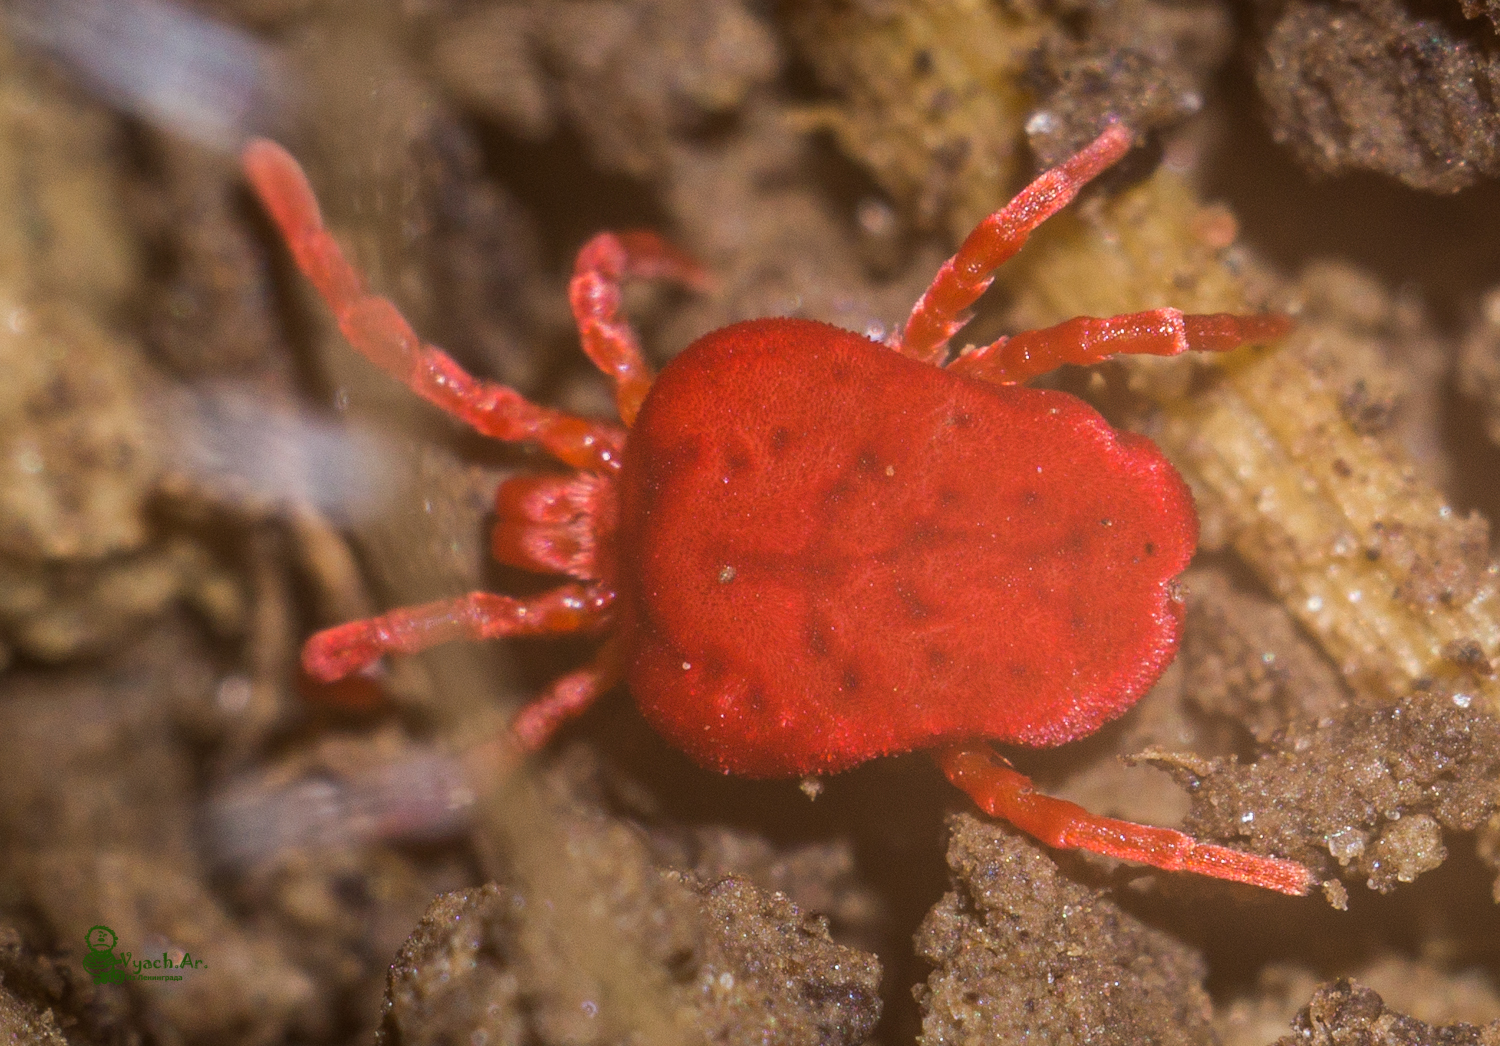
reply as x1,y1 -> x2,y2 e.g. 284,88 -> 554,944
1,0 -> 1500,1044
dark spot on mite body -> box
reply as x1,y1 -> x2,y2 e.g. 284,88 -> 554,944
1144,542 -> 1155,556
903,521 -> 941,547
841,667 -> 860,692
927,648 -> 952,669
646,436 -> 704,495
801,559 -> 840,583
894,581 -> 932,620
1022,490 -> 1039,506
805,616 -> 832,658
770,426 -> 792,453
857,447 -> 879,471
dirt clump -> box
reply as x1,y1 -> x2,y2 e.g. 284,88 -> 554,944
1254,0 -> 1500,192
1274,978 -> 1500,1046
915,814 -> 1216,1046
1147,696 -> 1500,894
376,793 -> 882,1046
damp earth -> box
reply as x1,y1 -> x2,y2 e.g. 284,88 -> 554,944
2,1 -> 1500,1044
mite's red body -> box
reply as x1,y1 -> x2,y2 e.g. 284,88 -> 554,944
621,318 -> 1194,776
243,124 -> 1314,894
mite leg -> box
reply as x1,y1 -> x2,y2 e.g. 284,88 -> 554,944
509,633 -> 626,751
302,583 -> 614,682
893,123 -> 1134,365
571,232 -> 709,427
947,308 -> 1292,385
242,139 -> 624,473
935,743 -> 1315,896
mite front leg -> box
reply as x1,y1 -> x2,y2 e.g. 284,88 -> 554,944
894,124 -> 1134,365
935,743 -> 1314,895
302,583 -> 615,682
509,634 -> 626,751
571,232 -> 709,427
242,139 -> 624,473
948,308 -> 1293,385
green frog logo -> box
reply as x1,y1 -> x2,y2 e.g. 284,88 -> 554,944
82,926 -> 128,985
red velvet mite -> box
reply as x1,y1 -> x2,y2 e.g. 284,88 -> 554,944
243,124 -> 1312,895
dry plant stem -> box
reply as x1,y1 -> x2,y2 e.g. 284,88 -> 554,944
786,0 -> 1047,239
936,743 -> 1316,894
1161,340 -> 1500,709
